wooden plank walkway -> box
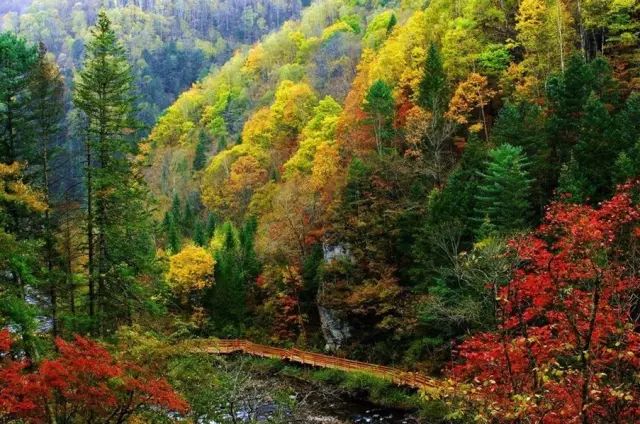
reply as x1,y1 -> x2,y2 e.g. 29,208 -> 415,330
192,339 -> 436,391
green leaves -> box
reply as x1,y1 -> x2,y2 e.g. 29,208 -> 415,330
363,79 -> 395,155
474,144 -> 534,237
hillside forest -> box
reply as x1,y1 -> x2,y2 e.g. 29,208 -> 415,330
1,0 -> 640,423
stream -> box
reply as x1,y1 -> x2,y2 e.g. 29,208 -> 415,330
204,367 -> 421,424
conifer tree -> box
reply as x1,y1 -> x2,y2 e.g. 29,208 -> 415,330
492,101 -> 549,215
415,42 -> 455,184
0,32 -> 37,164
363,80 -> 395,156
193,220 -> 206,247
193,131 -> 209,171
74,11 -> 156,333
418,43 -> 448,114
166,213 -> 181,254
474,144 -> 534,236
205,213 -> 217,241
28,43 -> 65,336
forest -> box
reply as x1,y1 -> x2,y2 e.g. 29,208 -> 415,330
1,0 -> 640,423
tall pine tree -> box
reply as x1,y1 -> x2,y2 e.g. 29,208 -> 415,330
28,43 -> 65,336
74,11 -> 156,333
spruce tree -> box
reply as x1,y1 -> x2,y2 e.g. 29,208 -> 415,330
363,80 -> 395,155
492,101 -> 549,216
0,32 -> 37,163
28,43 -> 65,336
193,220 -> 206,247
193,131 -> 208,171
474,144 -> 534,237
205,212 -> 217,242
167,213 -> 181,254
571,94 -> 619,202
74,11 -> 155,333
418,43 -> 448,114
182,200 -> 195,237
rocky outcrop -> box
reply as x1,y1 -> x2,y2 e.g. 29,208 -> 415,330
318,305 -> 351,352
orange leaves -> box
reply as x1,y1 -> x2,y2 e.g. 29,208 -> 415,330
446,73 -> 495,127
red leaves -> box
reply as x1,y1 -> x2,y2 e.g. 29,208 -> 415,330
450,182 -> 640,423
0,329 -> 10,352
0,334 -> 188,422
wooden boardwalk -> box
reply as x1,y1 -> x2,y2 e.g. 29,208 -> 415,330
192,339 -> 436,391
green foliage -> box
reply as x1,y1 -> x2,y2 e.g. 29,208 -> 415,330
492,101 -> 548,214
363,79 -> 395,155
193,131 -> 210,171
74,11 -> 160,332
418,43 -> 448,113
0,32 -> 37,163
205,219 -> 260,335
477,43 -> 511,76
474,144 -> 533,236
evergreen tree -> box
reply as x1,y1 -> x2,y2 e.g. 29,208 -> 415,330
171,193 -> 182,226
474,144 -> 534,237
28,43 -> 65,336
193,131 -> 209,171
182,199 -> 195,237
0,32 -> 37,164
545,56 -> 617,193
193,220 -> 206,247
166,213 -> 181,254
204,219 -> 260,335
205,213 -> 217,242
613,141 -> 640,184
363,80 -> 395,155
616,93 -> 640,154
571,93 -> 620,202
238,217 -> 260,282
206,222 -> 244,334
492,101 -> 548,216
418,43 -> 448,114
415,42 -> 455,184
74,11 -> 156,333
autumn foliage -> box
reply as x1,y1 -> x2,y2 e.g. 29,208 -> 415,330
0,331 -> 188,423
449,182 -> 640,423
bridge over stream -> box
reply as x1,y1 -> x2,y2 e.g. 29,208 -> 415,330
192,339 -> 437,391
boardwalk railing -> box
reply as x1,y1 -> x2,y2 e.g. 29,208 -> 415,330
192,339 -> 435,391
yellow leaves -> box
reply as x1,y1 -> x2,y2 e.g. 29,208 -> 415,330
368,11 -> 428,88
446,73 -> 495,125
167,245 -> 215,298
148,88 -> 204,147
0,162 -> 46,213
500,62 -> 542,103
516,0 -> 576,80
242,108 -> 275,148
242,43 -> 266,77
201,147 -> 269,218
271,80 -> 318,134
321,21 -> 355,41
310,143 -> 340,192
283,96 -> 342,179
442,17 -> 483,81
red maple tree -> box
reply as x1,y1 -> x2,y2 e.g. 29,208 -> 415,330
0,331 -> 188,423
450,182 -> 640,423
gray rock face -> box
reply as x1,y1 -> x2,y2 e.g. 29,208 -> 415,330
322,244 -> 350,262
318,305 -> 351,352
